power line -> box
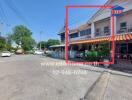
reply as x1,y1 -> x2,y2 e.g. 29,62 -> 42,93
0,1 -> 8,23
4,0 -> 29,26
0,1 -> 6,35
67,8 -> 99,29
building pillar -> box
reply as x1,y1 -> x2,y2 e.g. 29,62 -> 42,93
78,31 -> 80,37
79,44 -> 82,50
91,22 -> 95,38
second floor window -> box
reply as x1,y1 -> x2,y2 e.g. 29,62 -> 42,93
104,26 -> 110,34
69,32 -> 78,38
95,28 -> 100,36
96,28 -> 100,33
120,22 -> 127,30
80,29 -> 91,36
60,34 -> 65,42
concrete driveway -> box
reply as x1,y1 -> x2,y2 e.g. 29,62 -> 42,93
0,55 -> 132,100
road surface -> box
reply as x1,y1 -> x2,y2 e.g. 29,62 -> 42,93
0,55 -> 132,100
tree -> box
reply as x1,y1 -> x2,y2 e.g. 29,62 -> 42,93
37,39 -> 60,50
4,33 -> 13,51
6,33 -> 13,45
0,37 -> 6,51
37,41 -> 47,50
47,39 -> 60,48
22,36 -> 36,51
11,25 -> 36,51
0,35 -> 14,51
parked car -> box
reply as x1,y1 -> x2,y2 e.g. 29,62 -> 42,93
34,50 -> 44,55
16,49 -> 24,54
45,50 -> 52,54
45,50 -> 52,57
1,51 -> 11,57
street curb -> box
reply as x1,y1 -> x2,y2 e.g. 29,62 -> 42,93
80,71 -> 110,100
79,65 -> 132,78
106,69 -> 132,77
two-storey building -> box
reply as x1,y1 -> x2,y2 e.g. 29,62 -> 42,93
51,0 -> 132,70
68,0 -> 132,69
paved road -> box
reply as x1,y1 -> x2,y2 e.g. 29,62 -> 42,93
0,55 -> 132,100
0,55 -> 101,100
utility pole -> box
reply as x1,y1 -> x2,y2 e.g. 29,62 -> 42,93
40,31 -> 43,50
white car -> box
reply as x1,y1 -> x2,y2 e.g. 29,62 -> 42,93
45,50 -> 52,54
1,51 -> 11,57
34,50 -> 44,55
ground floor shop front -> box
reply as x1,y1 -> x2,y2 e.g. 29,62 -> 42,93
50,42 -> 132,70
50,34 -> 132,70
70,32 -> 132,70
70,41 -> 132,69
114,41 -> 132,70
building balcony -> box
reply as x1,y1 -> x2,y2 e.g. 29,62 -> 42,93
69,35 -> 91,42
117,26 -> 132,34
95,30 -> 111,37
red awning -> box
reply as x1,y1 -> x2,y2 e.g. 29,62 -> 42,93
70,33 -> 132,45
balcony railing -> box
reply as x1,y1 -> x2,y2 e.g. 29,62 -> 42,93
69,35 -> 91,42
95,30 -> 111,37
117,26 -> 132,34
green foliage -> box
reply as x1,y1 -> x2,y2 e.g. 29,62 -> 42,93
11,25 -> 36,51
37,41 -> 47,49
0,36 -> 13,51
47,39 -> 60,48
37,39 -> 60,49
85,49 -> 100,61
6,33 -> 13,45
22,36 -> 36,51
98,43 -> 110,59
5,43 -> 12,51
85,43 -> 110,61
0,37 -> 6,51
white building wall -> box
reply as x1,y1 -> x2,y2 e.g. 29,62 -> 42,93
116,10 -> 132,32
110,0 -> 132,12
95,18 -> 110,33
90,0 -> 132,23
69,0 -> 132,41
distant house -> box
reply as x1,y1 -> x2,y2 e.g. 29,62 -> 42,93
50,25 -> 66,59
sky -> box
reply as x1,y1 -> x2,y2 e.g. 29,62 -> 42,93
0,0 -> 107,42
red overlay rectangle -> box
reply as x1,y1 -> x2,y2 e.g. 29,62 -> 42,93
65,5 -> 115,65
